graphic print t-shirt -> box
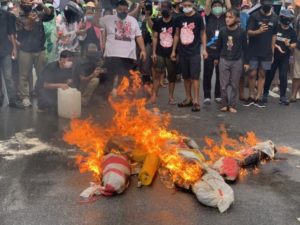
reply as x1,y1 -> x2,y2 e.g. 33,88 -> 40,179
175,13 -> 205,56
100,15 -> 142,60
153,18 -> 175,57
275,25 -> 297,57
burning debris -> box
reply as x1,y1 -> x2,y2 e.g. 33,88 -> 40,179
64,71 -> 279,213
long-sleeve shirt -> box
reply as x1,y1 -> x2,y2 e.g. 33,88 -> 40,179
216,26 -> 249,64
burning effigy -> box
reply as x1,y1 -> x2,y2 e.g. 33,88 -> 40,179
63,71 -> 277,213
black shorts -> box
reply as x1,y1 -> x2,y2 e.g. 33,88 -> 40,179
179,54 -> 201,80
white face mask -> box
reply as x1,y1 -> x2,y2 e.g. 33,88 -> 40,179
64,61 -> 73,69
183,7 -> 193,14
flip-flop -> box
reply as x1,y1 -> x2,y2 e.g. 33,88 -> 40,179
168,99 -> 177,105
191,103 -> 201,112
178,99 -> 193,107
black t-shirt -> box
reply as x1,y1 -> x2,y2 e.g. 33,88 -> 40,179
16,7 -> 54,53
175,12 -> 205,56
247,10 -> 278,60
0,10 -> 14,57
275,25 -> 297,57
153,18 -> 175,57
216,26 -> 248,63
38,61 -> 73,88
205,14 -> 226,53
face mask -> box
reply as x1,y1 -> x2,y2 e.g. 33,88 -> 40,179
64,61 -> 73,69
261,5 -> 272,14
161,9 -> 170,18
21,4 -> 32,14
117,12 -> 127,20
86,15 -> 94,21
183,7 -> 193,14
212,6 -> 223,16
280,17 -> 291,26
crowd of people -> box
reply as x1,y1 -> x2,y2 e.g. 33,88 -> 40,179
0,0 -> 300,114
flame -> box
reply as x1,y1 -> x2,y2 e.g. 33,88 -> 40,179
203,124 -> 260,164
64,70 -> 261,184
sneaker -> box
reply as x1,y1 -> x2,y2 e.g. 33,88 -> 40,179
261,95 -> 268,103
279,98 -> 289,106
22,98 -> 32,107
215,98 -> 222,103
243,98 -> 255,107
9,100 -> 25,109
254,99 -> 266,108
204,98 -> 211,105
272,86 -> 279,93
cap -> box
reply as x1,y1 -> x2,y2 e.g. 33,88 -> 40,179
279,8 -> 294,18
86,1 -> 95,7
260,0 -> 273,5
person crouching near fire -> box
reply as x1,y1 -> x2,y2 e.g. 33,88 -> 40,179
35,50 -> 75,112
216,8 -> 249,113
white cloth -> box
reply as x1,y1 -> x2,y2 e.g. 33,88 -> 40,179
100,15 -> 142,60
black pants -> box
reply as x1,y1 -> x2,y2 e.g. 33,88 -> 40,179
203,54 -> 221,99
37,89 -> 57,110
264,54 -> 289,98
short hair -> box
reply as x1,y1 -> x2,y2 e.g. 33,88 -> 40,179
182,0 -> 194,4
60,50 -> 75,59
116,0 -> 129,7
161,0 -> 172,9
226,8 -> 240,18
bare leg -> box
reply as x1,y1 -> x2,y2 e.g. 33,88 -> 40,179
248,69 -> 257,99
192,79 -> 200,104
150,70 -> 162,103
184,79 -> 192,101
168,82 -> 175,101
256,68 -> 266,99
290,78 -> 300,100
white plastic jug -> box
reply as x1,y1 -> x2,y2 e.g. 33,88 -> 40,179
58,88 -> 81,119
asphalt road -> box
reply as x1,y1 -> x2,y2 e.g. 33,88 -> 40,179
1,81 -> 300,225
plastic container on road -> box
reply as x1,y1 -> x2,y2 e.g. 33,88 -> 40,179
58,88 -> 81,119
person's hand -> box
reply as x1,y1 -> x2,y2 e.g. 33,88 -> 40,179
66,79 -> 73,86
92,67 -> 101,77
60,83 -> 69,90
202,49 -> 208,60
284,38 -> 291,47
11,48 -> 17,60
275,44 -> 285,54
258,24 -> 268,33
214,59 -> 219,65
244,64 -> 250,72
140,50 -> 147,62
152,54 -> 157,64
170,51 -> 176,61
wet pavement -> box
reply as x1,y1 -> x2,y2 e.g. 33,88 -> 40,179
1,82 -> 300,225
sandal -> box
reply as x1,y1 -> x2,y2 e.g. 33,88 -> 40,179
289,98 -> 297,103
168,99 -> 177,105
229,107 -> 237,113
220,106 -> 228,112
178,99 -> 193,108
191,103 -> 201,112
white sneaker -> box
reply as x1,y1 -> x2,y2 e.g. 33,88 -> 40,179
272,86 -> 279,92
215,98 -> 222,103
204,98 -> 211,105
22,98 -> 32,107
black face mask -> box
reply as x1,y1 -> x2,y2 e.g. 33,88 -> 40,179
261,5 -> 271,14
117,12 -> 127,20
280,17 -> 291,26
21,4 -> 32,14
161,9 -> 170,18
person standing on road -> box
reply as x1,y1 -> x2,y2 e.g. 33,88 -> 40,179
100,0 -> 147,98
244,0 -> 278,108
171,0 -> 208,112
216,8 -> 249,113
152,0 -> 177,105
203,0 -> 230,106
263,9 -> 297,105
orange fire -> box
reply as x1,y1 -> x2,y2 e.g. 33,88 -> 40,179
203,124 -> 260,164
64,71 -> 261,184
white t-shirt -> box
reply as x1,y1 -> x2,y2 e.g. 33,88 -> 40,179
100,15 -> 142,60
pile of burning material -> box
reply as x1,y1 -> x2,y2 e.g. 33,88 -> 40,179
63,71 -> 277,213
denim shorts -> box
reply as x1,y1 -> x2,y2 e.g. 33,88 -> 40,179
249,57 -> 272,70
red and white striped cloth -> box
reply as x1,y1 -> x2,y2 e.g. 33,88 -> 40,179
101,153 -> 130,196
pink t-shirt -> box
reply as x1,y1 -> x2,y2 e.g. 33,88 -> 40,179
100,15 -> 142,60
